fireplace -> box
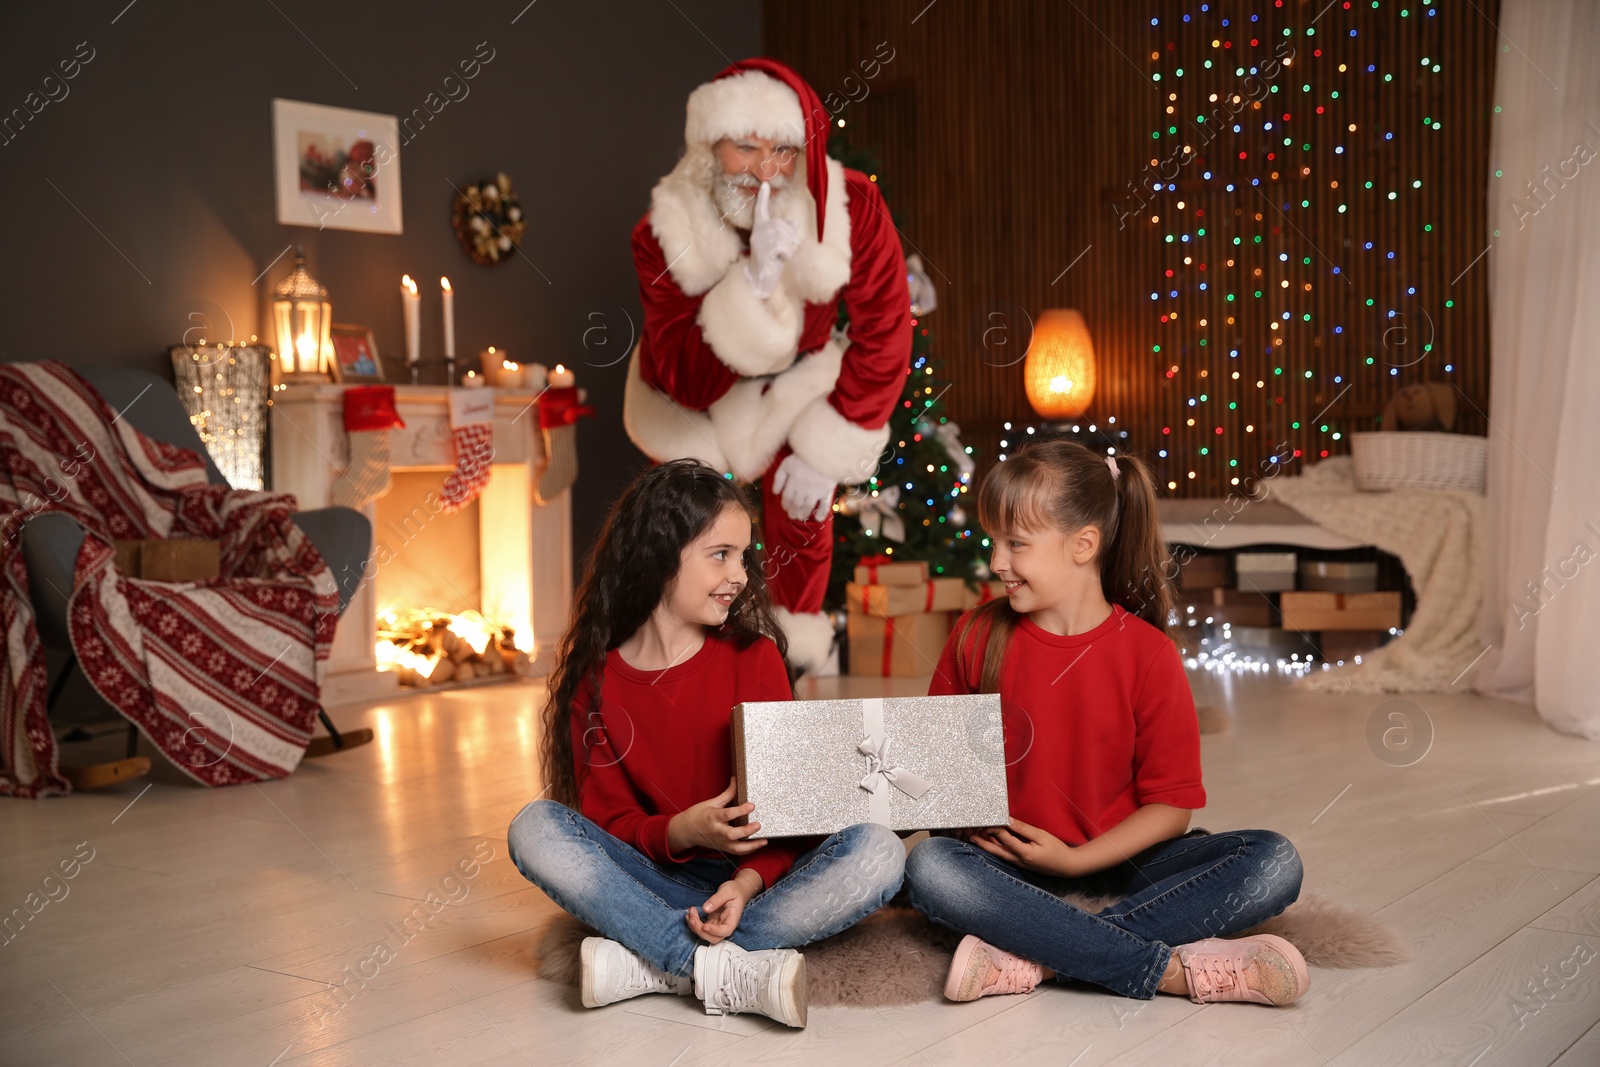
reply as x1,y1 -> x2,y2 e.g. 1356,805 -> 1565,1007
271,384 -> 571,703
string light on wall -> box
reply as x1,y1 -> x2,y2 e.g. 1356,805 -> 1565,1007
1141,2 -> 1463,495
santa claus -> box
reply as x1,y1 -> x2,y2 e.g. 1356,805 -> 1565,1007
624,58 -> 911,672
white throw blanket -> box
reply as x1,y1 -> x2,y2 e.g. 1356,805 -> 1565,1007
1266,457 -> 1485,692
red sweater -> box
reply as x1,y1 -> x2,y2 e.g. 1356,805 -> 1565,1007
570,632 -> 808,887
928,605 -> 1207,846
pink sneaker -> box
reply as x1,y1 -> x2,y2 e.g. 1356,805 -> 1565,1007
1173,934 -> 1310,1005
944,935 -> 1046,1002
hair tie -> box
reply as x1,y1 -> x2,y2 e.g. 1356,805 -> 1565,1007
1106,455 -> 1121,481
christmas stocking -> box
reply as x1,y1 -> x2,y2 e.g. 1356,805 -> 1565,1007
535,386 -> 595,505
440,388 -> 496,514
331,386 -> 405,510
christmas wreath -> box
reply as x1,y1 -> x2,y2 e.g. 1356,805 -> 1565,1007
452,172 -> 526,266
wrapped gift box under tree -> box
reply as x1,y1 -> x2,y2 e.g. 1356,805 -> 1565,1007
846,576 -> 1007,618
847,610 -> 951,677
731,694 -> 1010,837
851,555 -> 929,587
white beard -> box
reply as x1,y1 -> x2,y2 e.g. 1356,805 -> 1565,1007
712,171 -> 794,230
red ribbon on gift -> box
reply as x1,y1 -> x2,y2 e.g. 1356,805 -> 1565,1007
880,617 -> 896,677
976,582 -> 995,604
538,386 -> 595,431
343,385 -> 405,432
857,554 -> 894,584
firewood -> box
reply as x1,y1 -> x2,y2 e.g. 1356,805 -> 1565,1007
455,661 -> 477,681
429,658 -> 456,684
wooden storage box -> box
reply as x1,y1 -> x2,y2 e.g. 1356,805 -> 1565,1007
1207,587 -> 1274,627
1236,551 -> 1297,593
1177,552 -> 1231,590
1227,624 -> 1314,655
1299,561 -> 1379,593
1280,591 -> 1401,632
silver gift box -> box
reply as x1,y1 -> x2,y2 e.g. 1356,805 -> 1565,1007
731,694 -> 1010,837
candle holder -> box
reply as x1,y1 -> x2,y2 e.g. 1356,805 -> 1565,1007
408,355 -> 459,386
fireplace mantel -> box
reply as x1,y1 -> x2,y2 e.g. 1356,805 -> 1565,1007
271,383 -> 572,704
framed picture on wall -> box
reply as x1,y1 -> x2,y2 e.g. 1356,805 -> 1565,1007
329,324 -> 385,383
272,99 -> 404,234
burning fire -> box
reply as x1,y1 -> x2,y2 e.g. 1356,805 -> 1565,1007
376,607 -> 533,686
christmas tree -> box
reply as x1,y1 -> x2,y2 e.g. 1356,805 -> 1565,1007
820,133 -> 988,611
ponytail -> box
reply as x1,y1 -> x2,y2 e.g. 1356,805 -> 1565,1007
1098,452 -> 1173,633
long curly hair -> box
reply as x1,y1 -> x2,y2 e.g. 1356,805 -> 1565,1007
953,437 -> 1173,693
538,459 -> 790,808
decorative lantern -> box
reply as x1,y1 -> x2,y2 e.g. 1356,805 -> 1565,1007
271,245 -> 334,381
1022,309 -> 1097,420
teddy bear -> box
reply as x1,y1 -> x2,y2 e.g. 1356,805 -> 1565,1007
1380,382 -> 1457,432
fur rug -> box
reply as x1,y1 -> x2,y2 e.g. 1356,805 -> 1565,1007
535,890 -> 1411,1007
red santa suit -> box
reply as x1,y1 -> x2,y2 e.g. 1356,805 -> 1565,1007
623,59 -> 911,671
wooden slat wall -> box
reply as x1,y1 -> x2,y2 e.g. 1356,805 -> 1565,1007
765,0 -> 1498,496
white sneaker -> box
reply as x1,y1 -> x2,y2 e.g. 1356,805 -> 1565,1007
693,941 -> 807,1028
579,937 -> 692,1008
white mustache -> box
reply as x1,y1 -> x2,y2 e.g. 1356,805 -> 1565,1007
724,172 -> 789,190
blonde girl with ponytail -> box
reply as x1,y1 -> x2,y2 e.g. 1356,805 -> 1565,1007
905,438 -> 1311,1009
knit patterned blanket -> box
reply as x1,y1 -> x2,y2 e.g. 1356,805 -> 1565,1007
1,363 -> 340,797
1269,456 -> 1485,692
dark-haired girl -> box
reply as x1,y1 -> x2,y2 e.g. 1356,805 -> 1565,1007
507,459 -> 903,1028
905,439 -> 1310,1007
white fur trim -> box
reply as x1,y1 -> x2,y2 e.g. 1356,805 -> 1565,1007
786,389 -> 892,487
622,338 -> 848,485
709,339 -> 844,482
773,607 -> 836,675
621,343 -> 729,474
685,70 -> 806,149
648,151 -> 743,297
783,157 -> 853,304
697,267 -> 804,377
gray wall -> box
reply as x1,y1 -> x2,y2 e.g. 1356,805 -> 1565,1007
0,0 -> 761,564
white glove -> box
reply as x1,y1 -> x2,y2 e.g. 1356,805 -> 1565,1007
744,182 -> 801,299
772,452 -> 836,523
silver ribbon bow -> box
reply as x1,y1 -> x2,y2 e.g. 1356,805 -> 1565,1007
857,735 -> 932,801
842,485 -> 905,542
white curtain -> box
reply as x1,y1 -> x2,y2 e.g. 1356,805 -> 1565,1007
1475,0 -> 1600,738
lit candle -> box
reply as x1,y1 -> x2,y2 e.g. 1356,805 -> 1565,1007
498,359 -> 524,389
462,370 -> 484,388
440,276 -> 455,360
480,346 -> 501,386
401,275 -> 420,366
549,363 -> 576,388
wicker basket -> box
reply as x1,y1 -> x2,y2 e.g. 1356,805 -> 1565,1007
1350,431 -> 1487,493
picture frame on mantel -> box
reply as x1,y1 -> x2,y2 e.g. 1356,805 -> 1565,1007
329,324 -> 385,383
272,98 -> 404,234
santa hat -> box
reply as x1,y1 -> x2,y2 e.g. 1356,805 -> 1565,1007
684,58 -> 833,238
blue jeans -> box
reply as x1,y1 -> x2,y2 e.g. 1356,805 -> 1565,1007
905,828 -> 1303,1000
507,799 -> 906,977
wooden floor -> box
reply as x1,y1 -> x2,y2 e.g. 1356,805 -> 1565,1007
7,665 -> 1600,1066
